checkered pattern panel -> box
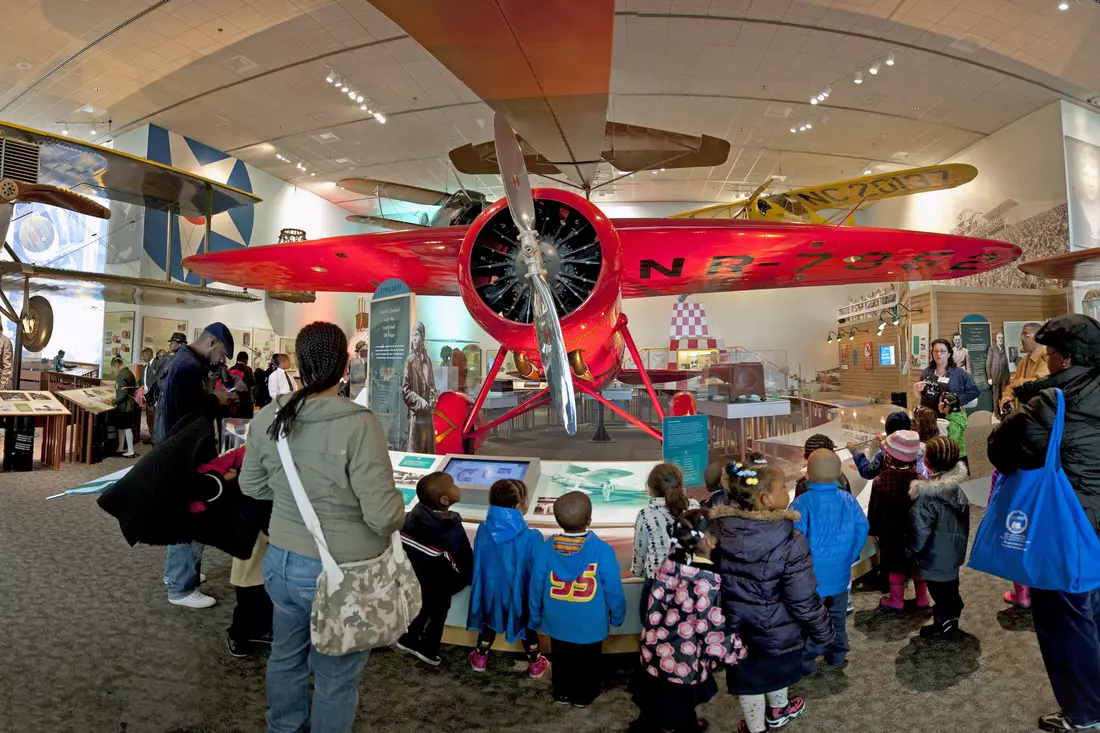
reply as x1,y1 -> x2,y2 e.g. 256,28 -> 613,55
669,301 -> 710,339
669,337 -> 719,351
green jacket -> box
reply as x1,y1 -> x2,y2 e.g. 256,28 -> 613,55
240,395 -> 405,564
945,411 -> 968,458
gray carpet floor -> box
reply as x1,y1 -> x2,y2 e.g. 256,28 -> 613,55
0,432 -> 1057,733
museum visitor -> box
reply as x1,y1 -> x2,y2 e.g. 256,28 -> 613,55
913,338 -> 980,415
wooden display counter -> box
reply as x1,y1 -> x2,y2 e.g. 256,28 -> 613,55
56,387 -> 115,465
0,390 -> 70,470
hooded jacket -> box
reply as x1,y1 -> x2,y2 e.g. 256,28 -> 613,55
711,505 -> 833,657
907,462 -> 971,581
945,411 -> 968,458
529,531 -> 626,644
239,395 -> 405,564
466,506 -> 544,642
790,481 -> 869,597
401,503 -> 473,603
989,365 -> 1100,537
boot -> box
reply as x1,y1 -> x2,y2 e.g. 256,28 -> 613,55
919,617 -> 958,639
1004,584 -> 1031,609
879,573 -> 905,611
914,578 -> 930,609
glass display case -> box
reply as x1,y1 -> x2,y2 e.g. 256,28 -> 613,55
426,338 -> 485,395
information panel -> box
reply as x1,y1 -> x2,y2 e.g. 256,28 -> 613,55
960,319 -> 992,411
369,288 -> 414,451
662,414 -> 709,488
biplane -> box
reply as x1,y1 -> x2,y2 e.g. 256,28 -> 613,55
184,0 -> 1024,453
0,121 -> 262,375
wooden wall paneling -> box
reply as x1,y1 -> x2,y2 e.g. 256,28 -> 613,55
836,321 -> 907,404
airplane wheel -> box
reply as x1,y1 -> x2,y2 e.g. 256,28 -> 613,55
0,178 -> 18,203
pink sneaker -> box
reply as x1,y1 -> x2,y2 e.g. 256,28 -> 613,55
528,655 -> 549,678
766,697 -> 805,728
468,649 -> 488,672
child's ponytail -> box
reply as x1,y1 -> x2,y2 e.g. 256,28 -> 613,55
646,462 -> 689,518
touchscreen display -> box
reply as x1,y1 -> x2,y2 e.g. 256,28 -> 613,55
443,458 -> 529,485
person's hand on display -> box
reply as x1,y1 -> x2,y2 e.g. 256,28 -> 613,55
913,380 -> 927,396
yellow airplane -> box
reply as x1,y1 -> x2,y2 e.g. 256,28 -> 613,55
673,164 -> 978,225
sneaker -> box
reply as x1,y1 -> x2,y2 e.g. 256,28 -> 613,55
571,700 -> 592,709
168,589 -> 216,609
528,655 -> 549,679
1038,711 -> 1100,731
226,634 -> 248,658
847,597 -> 854,614
554,696 -> 571,705
468,649 -> 488,672
919,618 -> 959,639
765,697 -> 805,729
200,573 -> 207,584
393,638 -> 441,666
248,631 -> 273,645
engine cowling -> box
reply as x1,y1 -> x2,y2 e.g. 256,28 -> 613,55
456,188 -> 625,388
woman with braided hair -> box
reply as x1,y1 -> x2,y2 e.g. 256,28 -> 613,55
240,321 -> 405,733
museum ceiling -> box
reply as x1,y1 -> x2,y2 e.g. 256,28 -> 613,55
1,0 -> 1098,218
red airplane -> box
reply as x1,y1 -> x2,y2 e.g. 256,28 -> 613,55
183,0 -> 1023,452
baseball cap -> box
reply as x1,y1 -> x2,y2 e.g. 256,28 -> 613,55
203,322 -> 235,356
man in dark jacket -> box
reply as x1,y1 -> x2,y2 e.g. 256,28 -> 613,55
395,472 -> 473,666
157,323 -> 235,610
987,314 -> 1100,733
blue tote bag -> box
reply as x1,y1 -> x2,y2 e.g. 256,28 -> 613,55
969,388 -> 1100,593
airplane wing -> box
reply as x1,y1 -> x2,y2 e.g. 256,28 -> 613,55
0,121 -> 260,217
449,122 -> 730,176
337,178 -> 450,207
345,214 -> 429,231
674,164 -> 978,219
369,0 -> 614,188
181,219 -> 1021,297
1017,248 -> 1100,281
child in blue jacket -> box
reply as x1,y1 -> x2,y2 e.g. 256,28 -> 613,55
530,491 -> 626,707
848,411 -> 912,480
467,479 -> 548,678
790,449 -> 869,675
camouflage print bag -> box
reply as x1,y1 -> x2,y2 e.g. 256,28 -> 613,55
277,435 -> 422,656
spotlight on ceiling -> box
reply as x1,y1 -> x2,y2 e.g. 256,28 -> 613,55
869,61 -> 880,75
356,95 -> 364,103
1058,1 -> 1069,8
864,168 -> 872,175
360,104 -> 368,111
799,124 -> 806,131
340,85 -> 349,93
374,112 -> 386,124
810,97 -> 818,105
886,52 -> 896,66
790,127 -> 797,133
325,71 -> 334,83
854,70 -> 863,84
805,122 -> 812,129
816,93 -> 826,102
90,127 -> 97,136
60,126 -> 68,135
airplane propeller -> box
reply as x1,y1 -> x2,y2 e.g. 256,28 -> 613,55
492,112 -> 578,436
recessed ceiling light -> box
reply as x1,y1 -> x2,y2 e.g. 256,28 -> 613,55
60,126 -> 68,135
90,127 -> 97,136
1058,2 -> 1069,9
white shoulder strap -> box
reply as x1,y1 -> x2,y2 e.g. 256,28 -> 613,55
276,433 -> 344,595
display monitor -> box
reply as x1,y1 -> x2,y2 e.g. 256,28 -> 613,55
439,455 -> 542,508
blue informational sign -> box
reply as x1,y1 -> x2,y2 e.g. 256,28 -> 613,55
879,344 -> 896,366
374,278 -> 411,299
662,415 -> 710,488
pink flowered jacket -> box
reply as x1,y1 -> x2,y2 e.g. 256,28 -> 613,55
639,557 -> 747,685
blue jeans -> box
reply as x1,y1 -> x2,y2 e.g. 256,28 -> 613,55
803,591 -> 850,674
164,541 -> 204,600
263,545 -> 371,733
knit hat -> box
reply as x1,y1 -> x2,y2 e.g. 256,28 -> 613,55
884,411 -> 912,435
1036,314 -> 1100,367
885,429 -> 921,463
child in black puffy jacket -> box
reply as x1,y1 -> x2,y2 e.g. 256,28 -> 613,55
711,454 -> 833,733
395,472 -> 473,666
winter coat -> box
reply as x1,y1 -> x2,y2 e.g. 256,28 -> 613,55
701,484 -> 729,509
989,365 -> 1100,537
529,531 -> 627,644
867,456 -> 919,574
154,347 -> 216,443
467,506 -> 544,642
640,558 -> 746,686
240,395 -> 405,564
1001,345 -> 1050,407
113,367 -> 137,415
918,365 -> 980,414
401,503 -> 473,604
794,472 -> 851,498
790,481 -> 869,597
710,505 -> 833,657
631,497 -> 700,579
945,411 -> 968,458
907,462 -> 971,581
97,411 -> 271,559
853,450 -> 885,481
